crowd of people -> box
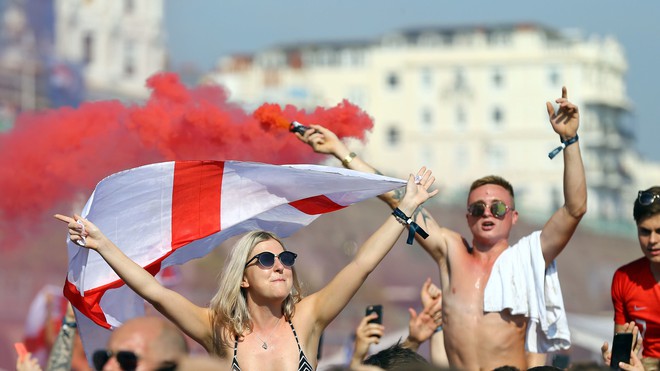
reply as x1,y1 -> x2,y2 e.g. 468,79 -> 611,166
13,87 -> 660,371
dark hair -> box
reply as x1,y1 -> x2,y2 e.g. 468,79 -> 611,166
363,342 -> 429,370
568,361 -> 611,371
634,186 -> 660,223
470,175 -> 515,207
493,366 -> 521,371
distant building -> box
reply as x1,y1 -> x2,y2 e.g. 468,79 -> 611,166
54,0 -> 167,99
0,0 -> 52,127
206,22 -> 659,222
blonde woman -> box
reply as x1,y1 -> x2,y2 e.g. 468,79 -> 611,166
55,167 -> 437,371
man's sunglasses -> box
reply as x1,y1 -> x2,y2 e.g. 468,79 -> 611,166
638,191 -> 660,206
93,349 -> 138,371
467,200 -> 512,219
245,251 -> 297,268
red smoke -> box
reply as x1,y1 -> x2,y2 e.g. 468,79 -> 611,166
0,72 -> 374,249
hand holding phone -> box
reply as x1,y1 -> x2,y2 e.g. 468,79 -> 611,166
365,304 -> 383,325
610,332 -> 633,370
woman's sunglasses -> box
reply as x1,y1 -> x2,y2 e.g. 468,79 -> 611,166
245,251 -> 297,268
467,200 -> 512,219
93,349 -> 138,371
638,191 -> 660,206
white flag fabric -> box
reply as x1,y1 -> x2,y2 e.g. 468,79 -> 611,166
63,160 -> 406,361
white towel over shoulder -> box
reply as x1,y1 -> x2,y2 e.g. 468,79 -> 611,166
483,231 -> 571,353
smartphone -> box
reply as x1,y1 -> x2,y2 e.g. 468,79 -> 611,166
610,332 -> 633,370
366,304 -> 383,325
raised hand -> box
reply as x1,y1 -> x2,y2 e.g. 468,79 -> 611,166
546,86 -> 579,140
351,313 -> 385,368
16,352 -> 43,371
421,277 -> 442,310
53,214 -> 106,250
407,279 -> 442,348
400,167 -> 439,210
295,124 -> 346,155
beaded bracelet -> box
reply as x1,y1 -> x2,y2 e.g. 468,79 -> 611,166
548,134 -> 579,159
392,208 -> 429,245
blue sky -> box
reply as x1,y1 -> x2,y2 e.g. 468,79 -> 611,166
165,0 -> 660,162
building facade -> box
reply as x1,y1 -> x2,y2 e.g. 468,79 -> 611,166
208,23 -> 657,222
54,0 -> 166,99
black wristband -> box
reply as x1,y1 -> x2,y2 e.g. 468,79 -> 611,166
392,208 -> 429,245
548,134 -> 579,159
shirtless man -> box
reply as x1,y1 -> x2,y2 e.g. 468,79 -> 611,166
296,87 -> 586,370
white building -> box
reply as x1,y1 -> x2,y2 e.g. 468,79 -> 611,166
54,0 -> 166,99
208,22 -> 659,222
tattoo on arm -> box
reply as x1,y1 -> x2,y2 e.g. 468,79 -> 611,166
413,207 -> 432,228
46,325 -> 76,371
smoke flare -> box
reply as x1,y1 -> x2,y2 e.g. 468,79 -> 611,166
0,72 -> 374,249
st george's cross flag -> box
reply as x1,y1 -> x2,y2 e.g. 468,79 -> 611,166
63,160 -> 407,362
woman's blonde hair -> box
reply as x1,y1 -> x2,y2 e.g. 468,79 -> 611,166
208,230 -> 303,355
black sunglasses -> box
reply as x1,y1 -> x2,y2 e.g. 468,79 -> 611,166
245,251 -> 297,268
638,191 -> 660,206
467,200 -> 512,219
93,349 -> 138,371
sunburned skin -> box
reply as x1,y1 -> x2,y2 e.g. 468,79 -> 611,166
439,234 -> 527,370
434,184 -> 527,370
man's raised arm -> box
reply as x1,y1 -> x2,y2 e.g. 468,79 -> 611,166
540,86 -> 588,265
296,124 -> 448,260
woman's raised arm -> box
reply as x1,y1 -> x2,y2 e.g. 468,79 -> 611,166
54,214 -> 214,350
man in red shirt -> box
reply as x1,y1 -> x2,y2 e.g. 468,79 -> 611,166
609,186 -> 660,370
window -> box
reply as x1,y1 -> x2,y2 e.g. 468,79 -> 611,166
387,72 -> 400,89
455,105 -> 467,130
454,67 -> 466,91
387,126 -> 401,146
421,107 -> 433,127
492,107 -> 504,127
124,0 -> 135,14
492,67 -> 503,88
123,41 -> 135,77
548,66 -> 560,87
486,145 -> 505,169
83,32 -> 94,64
420,67 -> 432,89
421,147 -> 434,166
455,146 -> 468,170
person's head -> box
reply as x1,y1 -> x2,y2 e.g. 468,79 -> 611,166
567,361 -> 611,371
95,316 -> 188,371
363,342 -> 429,370
633,186 -> 660,264
466,175 -> 518,247
208,230 -> 303,354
